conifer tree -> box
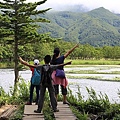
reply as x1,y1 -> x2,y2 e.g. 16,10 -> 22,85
0,0 -> 51,88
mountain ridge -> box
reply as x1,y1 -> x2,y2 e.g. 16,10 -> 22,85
38,7 -> 120,46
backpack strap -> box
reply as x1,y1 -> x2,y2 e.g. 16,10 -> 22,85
41,65 -> 51,85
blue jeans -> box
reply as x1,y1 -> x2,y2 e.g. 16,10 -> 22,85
29,83 -> 40,104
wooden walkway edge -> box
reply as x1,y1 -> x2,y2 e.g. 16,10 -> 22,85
0,105 -> 17,120
23,102 -> 77,120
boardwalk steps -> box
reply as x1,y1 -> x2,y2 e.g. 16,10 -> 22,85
23,102 -> 77,120
23,105 -> 44,120
54,102 -> 77,120
0,105 -> 17,120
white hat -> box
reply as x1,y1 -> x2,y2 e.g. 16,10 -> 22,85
34,59 -> 39,65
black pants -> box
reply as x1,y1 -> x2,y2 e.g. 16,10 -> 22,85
37,83 -> 57,111
54,85 -> 67,95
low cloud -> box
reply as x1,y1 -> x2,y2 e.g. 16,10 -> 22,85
28,0 -> 120,14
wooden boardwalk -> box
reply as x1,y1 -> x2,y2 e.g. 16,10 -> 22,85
54,102 -> 77,120
0,105 -> 17,120
23,102 -> 77,120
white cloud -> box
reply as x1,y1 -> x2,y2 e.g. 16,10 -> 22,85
21,0 -> 120,13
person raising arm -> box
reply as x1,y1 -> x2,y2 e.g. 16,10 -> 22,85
50,43 -> 79,104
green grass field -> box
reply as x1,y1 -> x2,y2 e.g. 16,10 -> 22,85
65,59 -> 120,65
0,59 -> 120,68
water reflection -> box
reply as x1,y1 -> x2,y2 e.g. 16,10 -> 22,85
65,65 -> 120,73
67,73 -> 120,79
68,79 -> 120,103
0,69 -> 14,92
0,67 -> 120,103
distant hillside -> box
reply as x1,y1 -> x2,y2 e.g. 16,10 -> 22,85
37,7 -> 120,47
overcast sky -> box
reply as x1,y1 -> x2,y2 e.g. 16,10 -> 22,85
27,0 -> 120,13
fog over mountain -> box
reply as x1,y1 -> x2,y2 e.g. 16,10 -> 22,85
38,4 -> 89,13
36,0 -> 120,14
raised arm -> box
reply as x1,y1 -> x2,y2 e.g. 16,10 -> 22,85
64,43 -> 79,58
58,61 -> 72,67
19,57 -> 36,68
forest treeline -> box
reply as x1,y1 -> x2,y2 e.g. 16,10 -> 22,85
1,40 -> 120,62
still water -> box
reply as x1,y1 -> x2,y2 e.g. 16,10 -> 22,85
0,68 -> 120,103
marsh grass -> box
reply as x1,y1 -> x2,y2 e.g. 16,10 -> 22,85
9,105 -> 24,120
66,70 -> 99,74
66,70 -> 120,74
43,92 -> 55,120
65,59 -> 120,65
0,62 -> 14,68
67,86 -> 120,120
66,75 -> 120,81
1,59 -> 120,68
65,67 -> 120,74
0,87 -> 9,107
67,75 -> 102,80
0,78 -> 120,120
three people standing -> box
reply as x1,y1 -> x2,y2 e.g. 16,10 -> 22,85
19,43 -> 79,113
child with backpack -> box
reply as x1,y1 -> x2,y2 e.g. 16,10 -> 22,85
19,55 -> 71,113
19,57 -> 40,105
34,55 -> 71,113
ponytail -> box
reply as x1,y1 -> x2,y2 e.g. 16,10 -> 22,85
50,47 -> 60,65
50,53 -> 57,65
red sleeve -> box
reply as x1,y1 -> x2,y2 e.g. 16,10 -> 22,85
30,67 -> 34,75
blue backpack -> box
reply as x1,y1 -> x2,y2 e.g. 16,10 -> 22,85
31,68 -> 41,85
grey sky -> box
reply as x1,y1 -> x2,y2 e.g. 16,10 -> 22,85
27,0 -> 120,13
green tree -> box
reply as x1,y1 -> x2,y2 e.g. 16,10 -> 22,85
94,48 -> 103,59
111,46 -> 120,59
80,44 -> 94,59
102,46 -> 113,59
0,0 -> 51,89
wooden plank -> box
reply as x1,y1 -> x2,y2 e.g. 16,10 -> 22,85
0,105 -> 17,120
23,102 -> 77,120
0,105 -> 13,116
54,102 -> 77,120
23,105 -> 44,120
23,115 -> 44,120
24,105 -> 43,115
55,116 -> 78,120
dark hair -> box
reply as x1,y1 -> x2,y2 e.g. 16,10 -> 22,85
54,48 -> 60,57
44,55 -> 51,64
51,48 -> 60,65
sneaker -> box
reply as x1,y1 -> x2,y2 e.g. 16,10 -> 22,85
53,109 -> 59,112
25,102 -> 32,105
63,101 -> 70,105
34,109 -> 41,113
